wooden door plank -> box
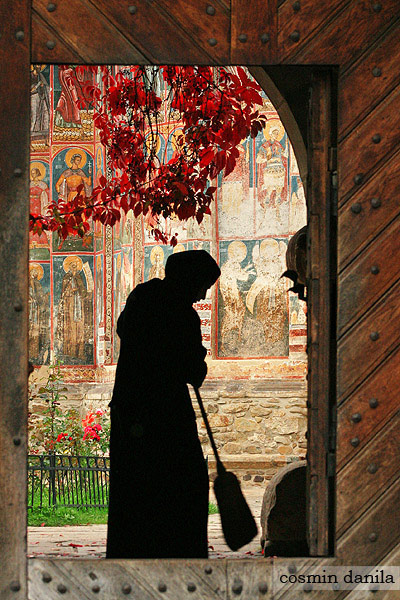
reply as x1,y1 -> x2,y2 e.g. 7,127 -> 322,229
337,279 -> 400,398
339,83 -> 400,202
337,477 -> 400,565
86,0 -> 218,65
338,19 -> 400,139
337,345 -> 400,468
277,0 -> 346,61
273,558 -> 339,600
29,559 -> 227,599
32,0 -> 148,64
338,215 -> 400,336
337,411 -> 400,534
31,11 -> 86,63
338,150 -> 400,271
307,71 -> 335,557
282,0 -> 400,66
0,1 -> 30,599
230,0 -> 277,64
226,561 -> 273,600
156,0 -> 231,64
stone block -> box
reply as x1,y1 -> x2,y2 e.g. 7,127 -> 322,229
222,403 -> 248,414
277,445 -> 293,455
250,406 -> 272,417
208,415 -> 232,428
235,418 -> 260,432
222,442 -> 242,454
243,444 -> 263,454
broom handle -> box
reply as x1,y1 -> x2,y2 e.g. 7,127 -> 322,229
193,386 -> 225,475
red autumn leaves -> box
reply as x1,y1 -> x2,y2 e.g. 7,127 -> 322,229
30,66 -> 266,246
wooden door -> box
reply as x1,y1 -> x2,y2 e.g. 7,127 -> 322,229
3,0 -> 400,598
306,68 -> 337,557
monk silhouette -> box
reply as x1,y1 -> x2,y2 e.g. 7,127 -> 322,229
106,250 -> 220,558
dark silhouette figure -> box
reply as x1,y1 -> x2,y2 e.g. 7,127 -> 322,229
106,250 -> 221,558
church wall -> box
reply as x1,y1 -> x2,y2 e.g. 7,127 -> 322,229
29,65 -> 307,484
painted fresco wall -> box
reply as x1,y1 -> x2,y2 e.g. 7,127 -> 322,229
29,66 -> 307,383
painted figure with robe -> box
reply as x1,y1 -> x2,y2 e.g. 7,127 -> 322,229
30,65 -> 50,150
53,66 -> 93,141
29,263 -> 50,363
256,121 -> 288,216
29,162 -> 50,250
57,256 -> 91,361
219,241 -> 254,354
55,149 -> 92,204
246,239 -> 289,354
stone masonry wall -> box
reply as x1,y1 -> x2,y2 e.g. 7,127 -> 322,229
78,378 -> 307,489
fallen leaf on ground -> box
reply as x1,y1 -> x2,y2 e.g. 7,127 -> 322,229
68,543 -> 83,548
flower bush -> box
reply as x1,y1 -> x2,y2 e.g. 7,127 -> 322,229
28,362 -> 110,456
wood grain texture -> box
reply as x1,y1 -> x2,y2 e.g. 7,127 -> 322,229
337,477 -> 400,565
277,0 -> 347,61
32,0 -> 147,64
306,71 -> 335,557
156,0 -> 231,64
338,150 -> 400,271
339,83 -> 400,203
87,0 -> 219,65
337,278 -> 400,399
31,11 -> 85,63
337,411 -> 400,534
338,215 -> 400,336
338,19 -> 400,139
231,0 -> 276,64
226,561 -> 273,599
0,1 -> 30,598
28,559 -> 227,599
281,0 -> 400,67
337,345 -> 400,468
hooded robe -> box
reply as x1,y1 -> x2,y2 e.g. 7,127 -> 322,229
106,250 -> 220,558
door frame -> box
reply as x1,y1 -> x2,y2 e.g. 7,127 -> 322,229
0,13 -> 337,600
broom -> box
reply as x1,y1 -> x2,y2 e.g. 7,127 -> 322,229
193,386 -> 258,551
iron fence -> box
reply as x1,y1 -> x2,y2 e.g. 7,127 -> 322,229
28,454 -> 110,509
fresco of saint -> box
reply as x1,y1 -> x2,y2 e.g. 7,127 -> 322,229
55,148 -> 92,203
246,239 -> 289,353
256,120 -> 288,217
219,240 -> 254,354
148,246 -> 166,280
29,263 -> 50,364
56,256 -> 93,361
30,65 -> 50,150
53,65 -> 94,141
29,162 -> 50,251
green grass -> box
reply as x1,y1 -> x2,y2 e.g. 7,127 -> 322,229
28,505 -> 109,527
28,502 -> 219,527
208,502 -> 219,514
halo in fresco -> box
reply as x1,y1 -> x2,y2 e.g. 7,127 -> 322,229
263,119 -> 285,141
227,240 -> 247,262
30,161 -> 47,180
65,147 -> 88,168
63,255 -> 83,272
29,262 -> 44,280
150,245 -> 165,263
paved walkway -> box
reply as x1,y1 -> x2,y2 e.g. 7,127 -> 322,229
28,490 -> 264,560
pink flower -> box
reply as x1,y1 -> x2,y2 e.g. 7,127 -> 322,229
95,409 -> 103,416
